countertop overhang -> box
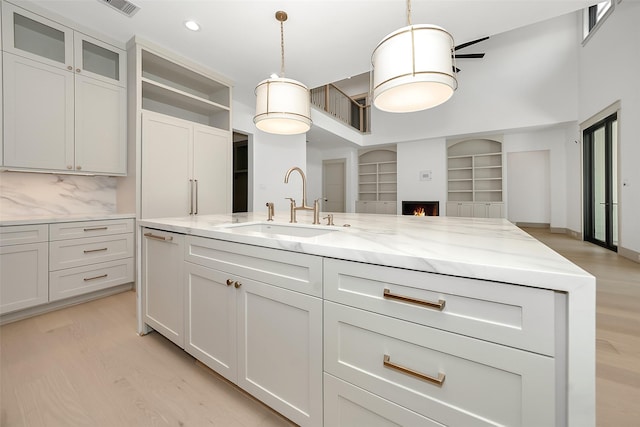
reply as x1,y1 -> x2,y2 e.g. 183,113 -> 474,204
139,211 -> 594,293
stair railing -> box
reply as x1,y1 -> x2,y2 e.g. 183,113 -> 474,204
310,84 -> 369,133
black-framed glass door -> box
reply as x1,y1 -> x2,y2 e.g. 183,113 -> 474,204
583,113 -> 618,251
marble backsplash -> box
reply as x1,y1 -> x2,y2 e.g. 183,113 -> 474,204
0,172 -> 117,218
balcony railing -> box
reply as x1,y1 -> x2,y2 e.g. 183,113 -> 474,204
311,84 -> 370,133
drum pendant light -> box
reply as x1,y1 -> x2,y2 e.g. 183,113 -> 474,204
254,11 -> 311,135
372,0 -> 457,113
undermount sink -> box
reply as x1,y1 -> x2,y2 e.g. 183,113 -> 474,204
222,222 -> 336,238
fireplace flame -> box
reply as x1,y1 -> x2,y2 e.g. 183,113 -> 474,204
413,207 -> 425,216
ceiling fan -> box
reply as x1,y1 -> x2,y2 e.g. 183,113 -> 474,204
453,36 -> 489,72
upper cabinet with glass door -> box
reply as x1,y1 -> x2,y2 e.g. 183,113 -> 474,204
1,3 -> 125,87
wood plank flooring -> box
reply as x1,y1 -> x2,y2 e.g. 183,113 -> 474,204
0,291 -> 295,427
523,228 -> 640,427
1,228 -> 638,426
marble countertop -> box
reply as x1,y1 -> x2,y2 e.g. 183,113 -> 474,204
0,212 -> 136,226
139,211 -> 594,292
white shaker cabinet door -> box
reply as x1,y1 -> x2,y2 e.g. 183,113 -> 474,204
192,124 -> 231,215
237,278 -> 323,427
141,112 -> 192,218
3,52 -> 74,171
0,242 -> 49,314
75,74 -> 126,174
184,262 -> 237,383
141,229 -> 184,348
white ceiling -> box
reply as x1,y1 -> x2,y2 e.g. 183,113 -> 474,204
27,0 -> 595,108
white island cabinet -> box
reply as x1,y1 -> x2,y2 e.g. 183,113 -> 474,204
138,212 -> 596,427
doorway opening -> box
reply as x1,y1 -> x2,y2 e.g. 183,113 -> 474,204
233,132 -> 249,213
583,112 -> 618,251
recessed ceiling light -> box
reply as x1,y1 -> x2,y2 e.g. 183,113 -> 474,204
184,20 -> 200,31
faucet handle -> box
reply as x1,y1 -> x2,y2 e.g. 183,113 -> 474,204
285,197 -> 296,206
323,214 -> 334,226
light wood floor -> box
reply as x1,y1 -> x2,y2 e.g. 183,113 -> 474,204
524,228 -> 640,427
1,229 -> 639,426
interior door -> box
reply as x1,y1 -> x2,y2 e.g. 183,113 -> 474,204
583,113 -> 618,251
323,159 -> 346,213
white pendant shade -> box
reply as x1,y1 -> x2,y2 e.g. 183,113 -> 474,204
254,77 -> 312,135
372,24 -> 457,113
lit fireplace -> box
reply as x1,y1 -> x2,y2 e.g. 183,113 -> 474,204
402,201 -> 439,216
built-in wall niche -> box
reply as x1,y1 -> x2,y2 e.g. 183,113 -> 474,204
356,147 -> 397,214
447,138 -> 504,218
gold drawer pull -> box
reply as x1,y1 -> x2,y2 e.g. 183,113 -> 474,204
226,279 -> 234,286
383,355 -> 445,387
84,247 -> 108,254
383,288 -> 445,311
83,226 -> 108,232
144,232 -> 173,242
84,274 -> 108,282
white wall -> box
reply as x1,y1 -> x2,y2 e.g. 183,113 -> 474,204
507,150 -> 551,224
233,100 -> 307,213
503,126 -> 573,230
578,0 -> 640,253
306,144 -> 359,212
397,139 -> 448,214
364,12 -> 579,145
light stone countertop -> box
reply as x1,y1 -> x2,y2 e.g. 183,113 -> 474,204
0,213 -> 136,226
139,211 -> 594,292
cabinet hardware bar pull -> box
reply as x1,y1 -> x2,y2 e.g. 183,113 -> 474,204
383,288 -> 445,311
143,233 -> 173,242
383,355 -> 445,387
83,227 -> 108,232
189,179 -> 194,215
84,248 -> 108,253
194,179 -> 199,215
226,279 -> 234,286
84,274 -> 108,282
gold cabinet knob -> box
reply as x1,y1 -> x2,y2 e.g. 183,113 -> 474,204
76,165 -> 82,170
76,68 -> 81,73
234,281 -> 242,289
67,165 -> 73,169
226,279 -> 233,286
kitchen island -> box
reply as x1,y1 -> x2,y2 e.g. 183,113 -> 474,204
138,211 -> 595,427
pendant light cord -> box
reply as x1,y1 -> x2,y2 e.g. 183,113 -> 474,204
280,19 -> 285,77
407,0 -> 412,25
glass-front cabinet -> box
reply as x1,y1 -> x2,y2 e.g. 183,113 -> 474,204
2,3 -> 125,86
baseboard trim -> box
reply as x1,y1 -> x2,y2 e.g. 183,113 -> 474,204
516,222 -> 550,228
619,246 -> 640,264
0,283 -> 134,325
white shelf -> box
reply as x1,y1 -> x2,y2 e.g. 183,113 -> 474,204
447,139 -> 503,206
358,149 -> 397,203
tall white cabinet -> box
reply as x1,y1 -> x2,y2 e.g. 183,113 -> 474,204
1,2 -> 127,175
124,38 -> 232,219
141,111 -> 230,218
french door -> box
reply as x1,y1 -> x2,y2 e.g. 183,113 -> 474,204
583,113 -> 618,251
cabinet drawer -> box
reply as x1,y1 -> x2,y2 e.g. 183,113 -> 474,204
49,219 -> 134,240
185,236 -> 323,297
50,234 -> 134,270
49,258 -> 134,301
0,224 -> 48,246
324,258 -> 557,355
324,373 -> 444,427
324,302 -> 556,427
